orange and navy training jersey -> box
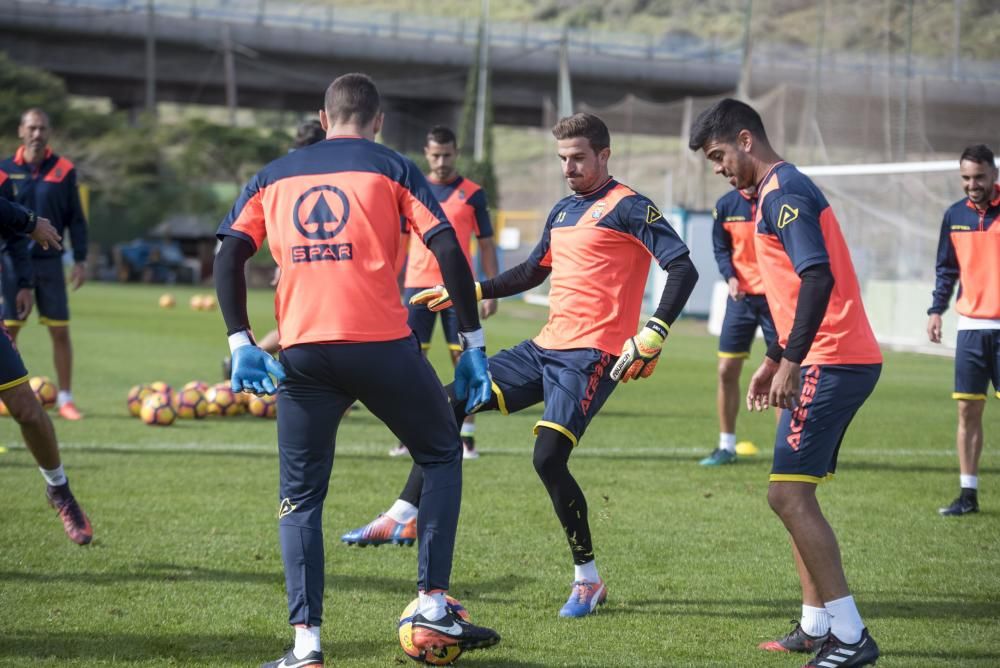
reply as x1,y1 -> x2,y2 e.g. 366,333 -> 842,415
712,188 -> 763,294
754,162 -> 882,366
217,137 -> 454,348
404,176 -> 492,288
0,147 -> 88,262
929,185 -> 1000,320
528,178 -> 689,355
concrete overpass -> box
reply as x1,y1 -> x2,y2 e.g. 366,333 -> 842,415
2,0 -> 998,151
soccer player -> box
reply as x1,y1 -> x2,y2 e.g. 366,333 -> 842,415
0,108 -> 88,420
0,197 -> 93,545
927,144 -> 1000,517
214,73 -> 500,668
342,112 -> 699,619
388,125 -> 499,460
690,99 -> 883,667
700,185 -> 778,466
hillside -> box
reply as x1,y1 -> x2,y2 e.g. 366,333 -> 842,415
328,0 -> 1000,61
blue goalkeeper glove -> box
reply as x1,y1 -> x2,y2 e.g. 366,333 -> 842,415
453,329 -> 492,413
610,318 -> 669,383
230,331 -> 287,395
409,283 -> 482,312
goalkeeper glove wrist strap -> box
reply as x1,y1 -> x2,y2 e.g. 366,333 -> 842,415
645,317 -> 669,340
228,329 -> 256,353
459,327 -> 485,350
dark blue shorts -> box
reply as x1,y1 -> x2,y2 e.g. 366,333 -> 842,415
487,339 -> 617,446
403,287 -> 460,352
2,256 -> 69,326
954,329 -> 1000,400
0,324 -> 29,390
771,363 -> 881,483
718,294 -> 777,358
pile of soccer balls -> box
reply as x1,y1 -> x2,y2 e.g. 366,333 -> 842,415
0,376 -> 58,416
126,380 -> 277,426
398,596 -> 469,665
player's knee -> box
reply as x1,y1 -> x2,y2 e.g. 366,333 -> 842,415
767,484 -> 794,516
957,399 -> 985,423
6,386 -> 46,425
718,358 -> 742,383
48,326 -> 71,344
533,429 -> 572,482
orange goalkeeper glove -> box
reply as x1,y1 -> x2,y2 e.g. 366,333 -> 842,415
610,318 -> 669,382
408,282 -> 482,312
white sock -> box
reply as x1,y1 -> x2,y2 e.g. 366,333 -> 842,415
385,499 -> 418,524
40,464 -> 67,487
825,595 -> 864,644
57,390 -> 73,407
800,604 -> 831,637
460,419 -> 476,438
574,560 -> 599,583
960,474 -> 978,490
416,591 -> 447,621
719,433 -> 736,453
293,624 -> 320,659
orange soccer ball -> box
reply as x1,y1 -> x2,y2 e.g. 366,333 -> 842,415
206,385 -> 243,417
127,384 -> 154,417
247,393 -> 277,419
141,392 -> 176,426
173,387 -> 208,419
29,376 -> 57,409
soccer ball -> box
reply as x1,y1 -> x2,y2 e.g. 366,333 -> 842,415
398,596 -> 469,665
29,376 -> 57,409
190,294 -> 205,311
127,384 -> 154,417
158,293 -> 175,308
173,388 -> 208,419
182,380 -> 209,394
206,385 -> 243,416
141,393 -> 176,426
201,294 -> 217,310
149,381 -> 173,404
247,393 -> 277,419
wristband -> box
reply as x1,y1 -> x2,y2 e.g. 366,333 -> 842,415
228,329 -> 256,353
458,328 -> 485,350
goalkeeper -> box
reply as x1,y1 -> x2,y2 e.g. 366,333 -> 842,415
341,113 -> 697,618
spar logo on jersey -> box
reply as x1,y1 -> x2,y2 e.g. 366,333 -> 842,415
293,185 -> 350,240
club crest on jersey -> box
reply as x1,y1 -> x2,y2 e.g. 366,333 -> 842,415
278,498 -> 298,519
777,204 -> 799,229
458,189 -> 466,200
293,185 -> 350,240
591,200 -> 608,220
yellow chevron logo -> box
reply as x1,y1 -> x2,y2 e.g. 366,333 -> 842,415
278,498 -> 298,519
646,205 -> 663,224
777,204 -> 799,229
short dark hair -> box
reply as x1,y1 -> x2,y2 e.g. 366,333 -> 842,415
324,73 -> 380,126
426,125 -> 457,147
20,107 -> 50,126
959,144 -> 996,167
294,119 -> 325,148
688,98 -> 769,151
551,113 -> 610,152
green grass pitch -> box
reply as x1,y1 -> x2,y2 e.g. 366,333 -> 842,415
0,282 -> 997,666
